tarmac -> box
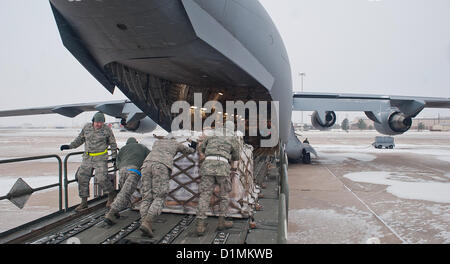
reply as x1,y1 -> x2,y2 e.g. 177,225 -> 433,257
288,130 -> 450,244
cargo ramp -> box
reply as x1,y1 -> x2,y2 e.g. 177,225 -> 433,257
0,146 -> 289,244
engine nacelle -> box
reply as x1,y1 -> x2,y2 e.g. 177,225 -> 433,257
374,111 -> 412,135
311,111 -> 336,130
121,116 -> 158,133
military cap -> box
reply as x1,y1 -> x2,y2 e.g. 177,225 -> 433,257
126,137 -> 138,145
92,112 -> 106,123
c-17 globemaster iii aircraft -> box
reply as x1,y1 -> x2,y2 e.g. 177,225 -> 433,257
0,0 -> 450,244
1,0 -> 449,163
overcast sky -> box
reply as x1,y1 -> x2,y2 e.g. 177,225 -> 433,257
0,0 -> 449,127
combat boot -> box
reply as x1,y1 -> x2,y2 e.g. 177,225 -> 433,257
196,218 -> 206,236
217,216 -> 233,231
139,217 -> 154,238
75,197 -> 88,212
104,209 -> 120,225
105,190 -> 117,208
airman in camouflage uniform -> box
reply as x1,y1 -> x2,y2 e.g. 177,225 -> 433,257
196,122 -> 240,236
104,137 -> 150,225
139,136 -> 195,237
60,112 -> 117,212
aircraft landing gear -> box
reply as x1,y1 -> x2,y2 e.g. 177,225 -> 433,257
302,151 -> 311,164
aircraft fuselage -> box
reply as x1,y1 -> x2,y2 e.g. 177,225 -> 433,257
49,0 -> 293,144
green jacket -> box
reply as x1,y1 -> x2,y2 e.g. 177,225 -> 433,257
117,138 -> 150,169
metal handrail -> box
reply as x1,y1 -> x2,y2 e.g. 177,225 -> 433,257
0,155 -> 63,211
63,150 -> 118,212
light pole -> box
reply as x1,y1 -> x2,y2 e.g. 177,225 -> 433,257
299,72 -> 306,125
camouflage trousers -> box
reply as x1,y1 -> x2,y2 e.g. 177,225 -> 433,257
109,166 -> 141,212
196,175 -> 232,220
76,155 -> 114,198
139,162 -> 170,221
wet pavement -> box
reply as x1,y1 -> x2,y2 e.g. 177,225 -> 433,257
287,131 -> 450,244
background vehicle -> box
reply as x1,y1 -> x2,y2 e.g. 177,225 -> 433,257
372,136 -> 395,149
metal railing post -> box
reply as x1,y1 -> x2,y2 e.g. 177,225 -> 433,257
56,156 -> 63,211
281,163 -> 289,222
277,193 -> 288,244
63,151 -> 83,212
276,142 -> 290,244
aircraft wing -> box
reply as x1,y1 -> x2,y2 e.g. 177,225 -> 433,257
293,92 -> 450,118
0,102 -> 101,118
0,100 -> 158,133
0,100 -> 146,121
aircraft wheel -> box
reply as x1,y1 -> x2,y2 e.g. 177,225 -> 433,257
302,152 -> 311,164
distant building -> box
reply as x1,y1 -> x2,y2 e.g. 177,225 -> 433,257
411,117 -> 450,131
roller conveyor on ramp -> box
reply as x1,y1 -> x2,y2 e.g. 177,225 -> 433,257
0,161 -> 283,244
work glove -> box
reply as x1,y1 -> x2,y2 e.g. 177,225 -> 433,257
60,145 -> 70,151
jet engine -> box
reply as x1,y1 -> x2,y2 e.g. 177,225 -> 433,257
311,111 -> 337,130
373,111 -> 412,135
121,116 -> 158,133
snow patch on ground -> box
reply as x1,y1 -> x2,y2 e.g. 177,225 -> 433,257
288,207 -> 384,244
376,201 -> 450,243
344,171 -> 450,203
